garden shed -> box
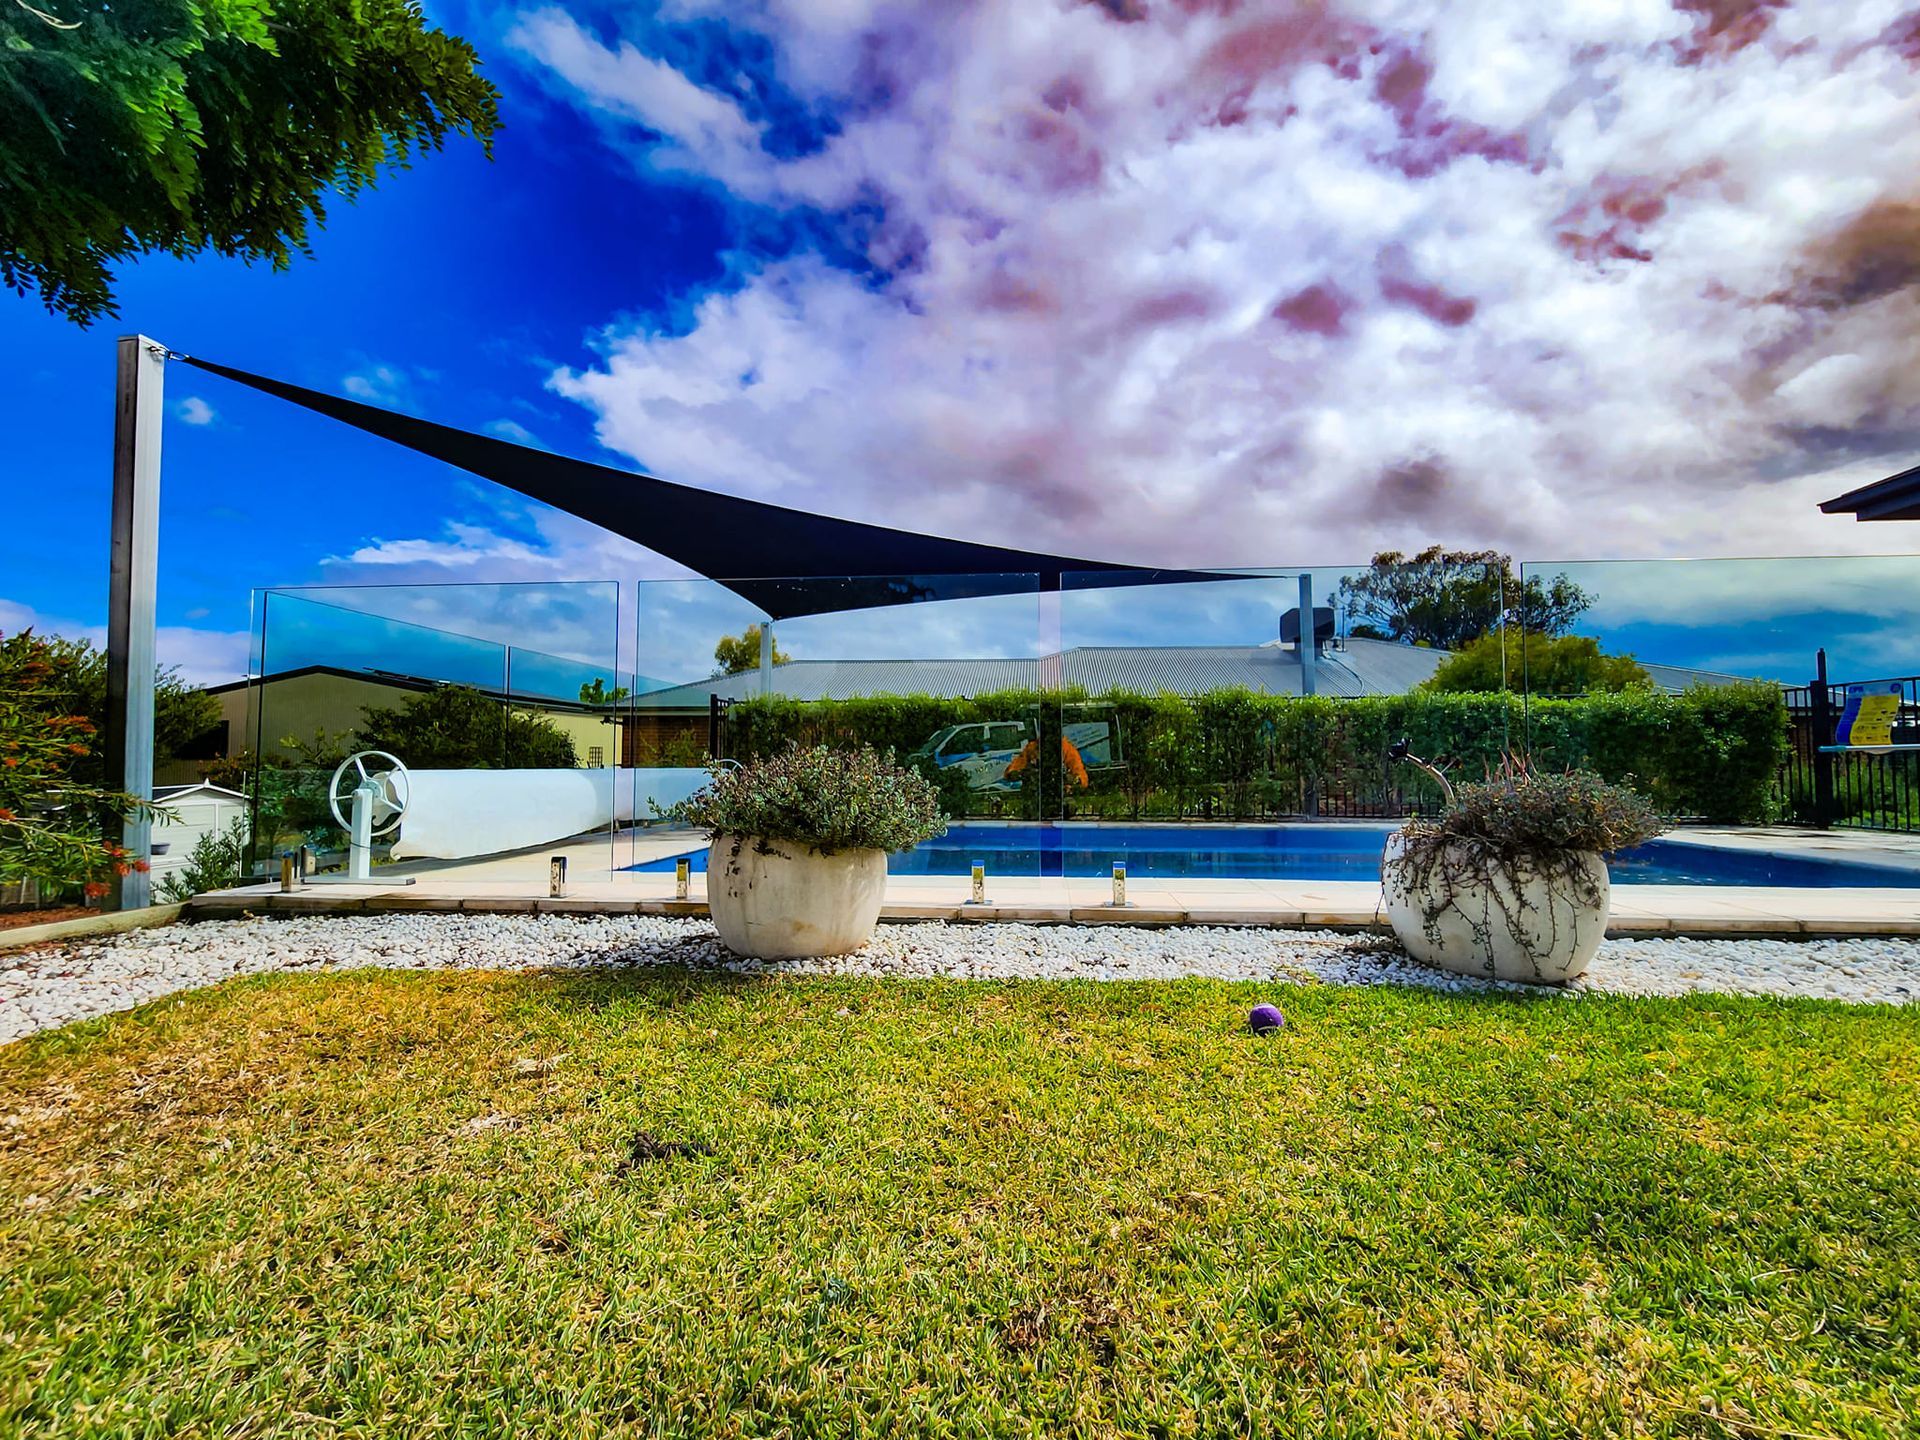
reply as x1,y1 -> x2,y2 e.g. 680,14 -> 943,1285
151,783 -> 250,885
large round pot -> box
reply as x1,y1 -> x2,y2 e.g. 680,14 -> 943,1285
706,833 -> 889,960
1381,831 -> 1609,985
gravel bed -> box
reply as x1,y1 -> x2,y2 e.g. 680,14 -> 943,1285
2,913 -> 1916,1044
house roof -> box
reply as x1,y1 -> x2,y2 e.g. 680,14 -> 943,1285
1640,661 -> 1757,692
630,638 -> 1449,708
202,664 -> 610,714
211,650 -> 1753,714
1820,463 -> 1920,521
154,782 -> 249,803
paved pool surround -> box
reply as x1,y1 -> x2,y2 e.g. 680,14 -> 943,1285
629,822 -> 1920,888
184,825 -> 1920,941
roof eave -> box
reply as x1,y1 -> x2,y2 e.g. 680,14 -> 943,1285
1821,463 -> 1920,518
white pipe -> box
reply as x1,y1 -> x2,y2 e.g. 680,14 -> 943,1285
389,767 -> 710,860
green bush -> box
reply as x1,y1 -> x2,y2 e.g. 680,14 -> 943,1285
156,816 -> 250,903
1424,632 -> 1650,694
358,686 -> 577,769
0,630 -> 157,902
16,632 -> 223,785
669,745 -> 947,854
723,682 -> 1790,824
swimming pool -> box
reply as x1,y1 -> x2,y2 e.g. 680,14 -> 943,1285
629,823 -> 1920,888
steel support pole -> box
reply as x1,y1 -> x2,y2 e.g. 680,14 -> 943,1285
105,336 -> 165,911
1298,573 -> 1321,816
759,621 -> 774,696
1811,648 -> 1835,830
1298,573 -> 1317,697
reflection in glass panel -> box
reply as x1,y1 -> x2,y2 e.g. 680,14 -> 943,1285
1520,555 -> 1920,687
245,582 -> 620,886
1046,564 -> 1510,877
1520,555 -> 1920,841
624,576 -> 1048,880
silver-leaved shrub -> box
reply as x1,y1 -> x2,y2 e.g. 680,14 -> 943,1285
670,744 -> 948,854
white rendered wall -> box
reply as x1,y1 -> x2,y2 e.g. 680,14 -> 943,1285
389,767 -> 708,860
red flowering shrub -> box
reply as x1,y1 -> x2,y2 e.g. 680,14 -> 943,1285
0,630 -> 155,903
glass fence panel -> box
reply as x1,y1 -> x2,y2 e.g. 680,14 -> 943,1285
247,581 -> 621,889
1519,555 -> 1920,855
623,575 -> 1047,889
1042,563 -> 1509,886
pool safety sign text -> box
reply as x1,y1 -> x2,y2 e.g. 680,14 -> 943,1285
1834,681 -> 1904,749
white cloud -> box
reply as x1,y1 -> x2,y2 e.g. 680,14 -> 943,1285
324,521 -> 559,570
486,418 -> 542,446
153,624 -> 253,688
176,396 -> 216,426
0,598 -> 249,687
513,0 -> 1920,571
341,364 -> 417,410
508,8 -> 775,189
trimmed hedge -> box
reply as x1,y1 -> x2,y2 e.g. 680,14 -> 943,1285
726,682 -> 1790,824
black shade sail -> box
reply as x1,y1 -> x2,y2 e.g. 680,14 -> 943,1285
180,356 -> 1234,618
1821,464 -> 1920,522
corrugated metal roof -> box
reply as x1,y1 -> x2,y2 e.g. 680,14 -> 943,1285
1056,640 -> 1447,696
1639,662 -> 1758,691
632,658 -> 1037,707
631,639 -> 1448,708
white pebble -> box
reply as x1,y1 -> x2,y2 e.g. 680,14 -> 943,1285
0,914 -> 1912,1045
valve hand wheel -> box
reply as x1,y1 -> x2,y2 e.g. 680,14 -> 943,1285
327,751 -> 411,837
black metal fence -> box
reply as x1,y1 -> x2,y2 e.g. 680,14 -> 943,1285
710,673 -> 1920,831
1780,670 -> 1920,833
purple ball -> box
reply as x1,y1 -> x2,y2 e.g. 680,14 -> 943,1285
1248,1004 -> 1286,1035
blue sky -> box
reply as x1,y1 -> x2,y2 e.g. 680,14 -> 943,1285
0,8 -> 732,680
5,1 -> 1920,690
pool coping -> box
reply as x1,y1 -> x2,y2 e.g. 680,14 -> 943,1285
182,879 -> 1920,940
626,822 -> 1920,887
163,825 -> 1920,943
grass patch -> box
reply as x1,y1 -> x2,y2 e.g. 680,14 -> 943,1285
2,968 -> 1916,1437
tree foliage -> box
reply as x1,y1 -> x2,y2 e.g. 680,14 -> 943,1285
2,0 -> 499,324
578,678 -> 628,707
0,630 -> 155,899
16,633 -> 221,783
713,625 -> 790,677
356,686 -> 577,769
1425,632 -> 1650,695
1334,547 -> 1592,651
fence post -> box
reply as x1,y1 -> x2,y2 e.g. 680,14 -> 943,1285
105,335 -> 166,912
1810,649 -> 1835,830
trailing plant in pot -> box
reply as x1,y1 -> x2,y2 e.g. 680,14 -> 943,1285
1381,745 -> 1662,985
669,744 -> 947,960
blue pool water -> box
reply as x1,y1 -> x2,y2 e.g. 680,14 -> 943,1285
629,823 -> 1920,888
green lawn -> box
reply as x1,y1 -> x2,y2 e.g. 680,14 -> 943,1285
2,969 -> 1915,1438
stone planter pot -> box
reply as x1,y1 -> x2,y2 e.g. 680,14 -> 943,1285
1381,831 -> 1609,985
706,833 -> 889,960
